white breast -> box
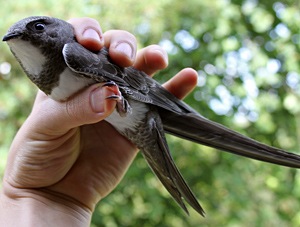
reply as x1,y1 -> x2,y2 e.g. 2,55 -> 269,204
50,68 -> 95,101
105,100 -> 149,133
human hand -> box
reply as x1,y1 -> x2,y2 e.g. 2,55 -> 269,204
0,18 -> 198,226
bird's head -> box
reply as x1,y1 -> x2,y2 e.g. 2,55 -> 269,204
2,16 -> 76,94
3,16 -> 75,76
3,16 -> 74,46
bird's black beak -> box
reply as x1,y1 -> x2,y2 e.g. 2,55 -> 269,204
2,32 -> 22,42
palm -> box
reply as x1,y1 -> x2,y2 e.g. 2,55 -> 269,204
7,93 -> 137,209
45,121 -> 137,208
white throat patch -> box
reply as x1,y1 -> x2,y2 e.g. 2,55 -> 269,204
7,39 -> 46,76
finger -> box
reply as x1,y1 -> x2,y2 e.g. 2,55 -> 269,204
133,45 -> 168,76
68,17 -> 104,52
103,30 -> 137,67
31,85 -> 118,134
163,68 -> 198,100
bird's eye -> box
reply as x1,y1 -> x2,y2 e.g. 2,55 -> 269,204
34,23 -> 46,31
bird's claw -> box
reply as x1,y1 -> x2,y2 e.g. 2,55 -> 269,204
102,81 -> 117,87
103,82 -> 132,117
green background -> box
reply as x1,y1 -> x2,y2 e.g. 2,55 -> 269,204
0,0 -> 300,226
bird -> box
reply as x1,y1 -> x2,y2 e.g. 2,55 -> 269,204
3,16 -> 300,216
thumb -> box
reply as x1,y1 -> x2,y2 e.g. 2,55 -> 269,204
29,84 -> 116,135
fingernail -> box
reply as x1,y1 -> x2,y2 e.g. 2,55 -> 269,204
82,28 -> 101,42
115,42 -> 134,60
90,86 -> 106,113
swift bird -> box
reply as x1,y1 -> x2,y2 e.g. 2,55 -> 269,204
3,16 -> 300,216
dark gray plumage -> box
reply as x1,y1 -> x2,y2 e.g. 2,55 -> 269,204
3,16 -> 300,216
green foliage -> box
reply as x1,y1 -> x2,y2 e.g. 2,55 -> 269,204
1,0 -> 300,226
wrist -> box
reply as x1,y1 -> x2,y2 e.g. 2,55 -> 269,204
0,183 -> 92,227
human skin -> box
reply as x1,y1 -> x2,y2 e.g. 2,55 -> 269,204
0,17 -> 198,226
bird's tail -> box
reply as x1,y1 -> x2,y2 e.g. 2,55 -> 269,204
160,109 -> 300,168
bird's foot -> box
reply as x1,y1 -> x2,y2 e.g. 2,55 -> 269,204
102,81 -> 132,117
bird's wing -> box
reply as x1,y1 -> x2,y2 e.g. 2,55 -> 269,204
63,42 -> 192,112
63,42 -> 130,86
159,108 -> 300,168
63,42 -> 300,169
133,109 -> 205,216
